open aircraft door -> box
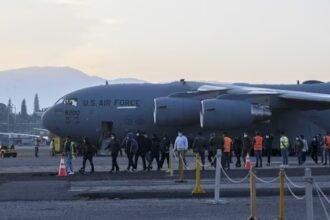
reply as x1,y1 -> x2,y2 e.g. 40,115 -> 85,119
97,121 -> 113,156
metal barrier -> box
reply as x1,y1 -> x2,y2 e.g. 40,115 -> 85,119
192,153 -> 205,195
168,148 -> 330,219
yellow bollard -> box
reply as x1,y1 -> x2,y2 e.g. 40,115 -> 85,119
248,166 -> 257,220
192,153 -> 206,195
175,151 -> 187,183
279,169 -> 285,220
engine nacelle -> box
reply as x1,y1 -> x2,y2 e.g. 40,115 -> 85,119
154,97 -> 200,126
200,99 -> 271,129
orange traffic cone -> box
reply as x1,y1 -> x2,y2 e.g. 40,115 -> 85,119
245,153 -> 251,169
58,156 -> 67,177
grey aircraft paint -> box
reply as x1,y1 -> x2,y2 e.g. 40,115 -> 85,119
42,80 -> 330,149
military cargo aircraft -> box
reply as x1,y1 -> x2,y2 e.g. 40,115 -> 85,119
42,80 -> 330,149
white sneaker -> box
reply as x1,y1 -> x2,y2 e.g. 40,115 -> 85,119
69,172 -> 74,175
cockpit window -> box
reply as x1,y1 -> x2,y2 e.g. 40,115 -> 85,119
55,97 -> 65,105
64,98 -> 78,107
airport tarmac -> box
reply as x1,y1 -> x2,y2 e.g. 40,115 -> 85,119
0,197 -> 329,220
0,146 -> 329,220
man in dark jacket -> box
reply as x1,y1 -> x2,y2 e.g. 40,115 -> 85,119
106,133 -> 120,172
233,137 -> 243,167
264,133 -> 274,166
79,136 -> 95,174
208,132 -> 224,167
310,136 -> 319,164
294,136 -> 304,165
122,132 -> 138,172
148,134 -> 161,170
141,132 -> 152,168
192,132 -> 207,170
159,135 -> 171,170
242,133 -> 252,165
134,131 -> 147,171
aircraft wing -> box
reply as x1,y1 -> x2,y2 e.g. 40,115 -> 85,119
196,84 -> 330,109
0,132 -> 45,139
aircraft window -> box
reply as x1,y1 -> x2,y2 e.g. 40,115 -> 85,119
55,97 -> 65,104
64,98 -> 78,107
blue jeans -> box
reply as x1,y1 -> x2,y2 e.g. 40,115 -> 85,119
281,148 -> 288,165
255,150 -> 262,167
65,151 -> 73,173
325,149 -> 330,164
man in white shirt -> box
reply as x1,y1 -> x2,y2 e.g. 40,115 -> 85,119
174,131 -> 188,166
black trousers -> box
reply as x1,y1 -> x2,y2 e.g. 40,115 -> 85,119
127,153 -> 135,170
82,154 -> 94,171
311,150 -> 318,164
148,153 -> 160,170
111,153 -> 119,171
222,152 -> 230,169
208,150 -> 214,165
198,151 -> 206,168
35,147 -> 39,157
266,148 -> 272,164
134,152 -> 146,170
235,153 -> 241,167
160,152 -> 170,169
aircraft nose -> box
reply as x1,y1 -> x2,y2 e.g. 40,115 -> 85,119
42,107 -> 54,131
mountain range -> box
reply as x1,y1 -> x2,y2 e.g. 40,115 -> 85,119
0,67 -> 148,113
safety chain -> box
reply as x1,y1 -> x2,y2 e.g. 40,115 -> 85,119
285,174 -> 305,189
217,160 -> 250,184
249,171 -> 280,184
285,182 -> 305,200
314,182 -> 330,219
314,182 -> 330,206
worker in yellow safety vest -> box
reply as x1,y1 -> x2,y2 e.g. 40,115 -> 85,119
324,132 -> 330,165
280,131 -> 290,166
253,132 -> 264,168
222,132 -> 233,170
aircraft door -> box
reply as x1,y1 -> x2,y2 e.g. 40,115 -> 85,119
98,121 -> 113,156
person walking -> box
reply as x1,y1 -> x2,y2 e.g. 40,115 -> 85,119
35,138 -> 41,157
122,132 -> 138,172
242,133 -> 252,166
174,131 -> 189,167
233,137 -> 243,167
208,132 -> 224,168
63,136 -> 75,175
318,133 -> 325,164
134,131 -> 147,171
222,133 -> 232,170
148,134 -> 161,170
253,132 -> 264,168
324,132 -> 330,165
310,136 -> 319,164
159,135 -> 171,170
280,131 -> 289,167
79,137 -> 95,174
142,132 -> 152,169
107,133 -> 120,172
264,134 -> 273,166
301,135 -> 308,163
192,132 -> 207,170
294,136 -> 304,165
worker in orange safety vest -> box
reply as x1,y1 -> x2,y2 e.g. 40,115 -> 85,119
222,132 -> 233,170
253,132 -> 264,168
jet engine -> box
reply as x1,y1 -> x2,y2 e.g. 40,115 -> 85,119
154,97 -> 200,126
200,99 -> 271,129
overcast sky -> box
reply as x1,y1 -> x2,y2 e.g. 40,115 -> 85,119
1,0 -> 329,83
